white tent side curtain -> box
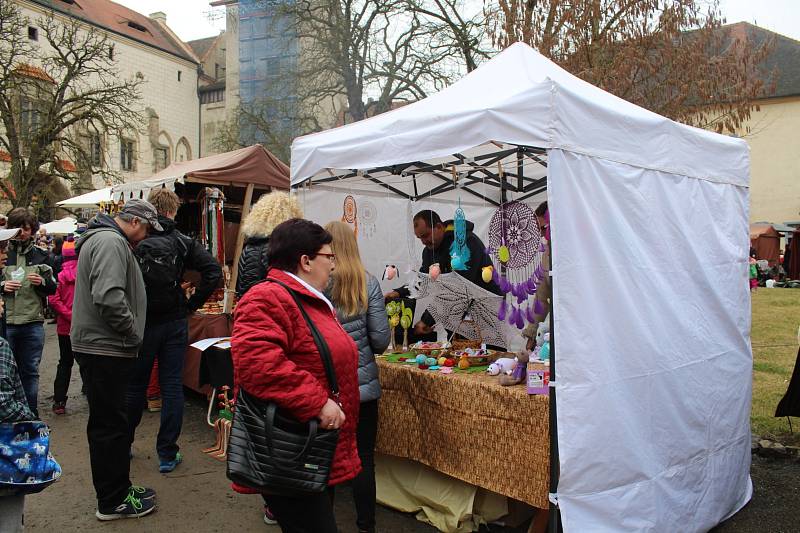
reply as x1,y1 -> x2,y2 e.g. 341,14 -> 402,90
550,149 -> 752,532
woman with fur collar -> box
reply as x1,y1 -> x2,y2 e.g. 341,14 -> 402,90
236,191 -> 303,298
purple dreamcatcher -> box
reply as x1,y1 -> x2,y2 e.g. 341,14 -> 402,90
487,201 -> 546,330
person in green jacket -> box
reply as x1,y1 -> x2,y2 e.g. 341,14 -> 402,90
2,208 -> 57,417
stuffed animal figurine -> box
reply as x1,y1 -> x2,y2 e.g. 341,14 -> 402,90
531,320 -> 550,360
539,333 -> 550,361
499,351 -> 530,386
487,357 -> 517,376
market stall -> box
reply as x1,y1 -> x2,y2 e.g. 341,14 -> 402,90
112,145 -> 290,393
290,43 -> 752,532
750,223 -> 781,265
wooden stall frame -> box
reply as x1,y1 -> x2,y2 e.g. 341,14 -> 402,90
224,182 -> 255,313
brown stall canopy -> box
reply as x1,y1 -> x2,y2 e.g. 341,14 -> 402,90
749,223 -> 781,265
112,145 -> 289,199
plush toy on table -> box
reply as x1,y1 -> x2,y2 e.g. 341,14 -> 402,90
531,321 -> 550,360
486,357 -> 517,376
499,351 -> 530,386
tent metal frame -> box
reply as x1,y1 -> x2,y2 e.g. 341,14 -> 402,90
304,144 -> 549,207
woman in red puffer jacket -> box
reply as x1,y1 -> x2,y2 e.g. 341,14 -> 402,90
231,218 -> 360,533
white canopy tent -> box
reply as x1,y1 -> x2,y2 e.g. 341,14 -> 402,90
291,43 -> 752,532
55,187 -> 112,209
40,216 -> 77,235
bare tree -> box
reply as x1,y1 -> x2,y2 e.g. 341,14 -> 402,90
0,0 -> 144,209
487,0 -> 775,134
225,0 -> 489,156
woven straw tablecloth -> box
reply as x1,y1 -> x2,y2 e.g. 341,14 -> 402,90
376,358 -> 549,509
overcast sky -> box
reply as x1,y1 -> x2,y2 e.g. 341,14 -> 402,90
115,0 -> 800,43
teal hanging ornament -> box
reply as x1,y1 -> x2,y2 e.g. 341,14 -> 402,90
450,198 -> 470,271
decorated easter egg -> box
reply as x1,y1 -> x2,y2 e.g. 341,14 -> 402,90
425,357 -> 437,367
482,265 -> 493,283
444,358 -> 455,367
438,356 -> 447,366
431,350 -> 439,356
418,364 -> 429,370
415,354 -> 427,364
400,315 -> 412,329
429,263 -> 441,281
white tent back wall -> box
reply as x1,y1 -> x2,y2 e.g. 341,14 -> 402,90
549,150 -> 752,531
295,184 -> 531,351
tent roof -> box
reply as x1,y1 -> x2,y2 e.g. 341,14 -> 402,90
56,187 -> 113,208
41,217 -> 77,235
750,223 -> 781,238
291,43 -> 748,190
114,145 -> 289,197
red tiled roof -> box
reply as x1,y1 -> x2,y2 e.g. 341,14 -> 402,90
57,159 -> 77,172
13,64 -> 55,83
29,0 -> 197,64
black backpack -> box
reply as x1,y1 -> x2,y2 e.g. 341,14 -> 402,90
135,231 -> 190,315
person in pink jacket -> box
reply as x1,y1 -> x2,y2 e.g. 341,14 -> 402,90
48,237 -> 84,414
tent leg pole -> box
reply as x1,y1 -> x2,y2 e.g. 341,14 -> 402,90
788,417 -> 793,434
548,221 -> 562,533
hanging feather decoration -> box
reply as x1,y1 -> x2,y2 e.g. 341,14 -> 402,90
497,300 -> 507,321
450,198 -> 470,271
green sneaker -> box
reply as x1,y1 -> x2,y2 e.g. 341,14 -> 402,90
131,485 -> 156,500
159,451 -> 183,473
96,487 -> 156,520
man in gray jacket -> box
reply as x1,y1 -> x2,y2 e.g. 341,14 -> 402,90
71,200 -> 162,521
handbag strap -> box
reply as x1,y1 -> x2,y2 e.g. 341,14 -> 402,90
266,278 -> 340,403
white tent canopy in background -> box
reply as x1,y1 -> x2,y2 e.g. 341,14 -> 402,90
40,216 -> 77,235
291,43 -> 752,532
55,187 -> 112,208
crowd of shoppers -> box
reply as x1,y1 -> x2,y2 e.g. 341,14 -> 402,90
1,199 -> 395,532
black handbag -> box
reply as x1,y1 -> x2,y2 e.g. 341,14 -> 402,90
226,279 -> 341,495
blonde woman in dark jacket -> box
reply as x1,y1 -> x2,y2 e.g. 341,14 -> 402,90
325,221 -> 390,533
235,192 -> 303,298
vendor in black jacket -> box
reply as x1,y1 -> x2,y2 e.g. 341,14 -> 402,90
386,209 -> 500,337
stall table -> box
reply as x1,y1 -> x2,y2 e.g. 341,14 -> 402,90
375,357 -> 549,510
182,312 -> 233,394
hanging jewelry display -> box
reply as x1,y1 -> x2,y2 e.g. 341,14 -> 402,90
487,200 -> 544,329
450,198 -> 470,271
198,187 -> 226,265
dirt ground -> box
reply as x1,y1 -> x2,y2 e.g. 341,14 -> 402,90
24,323 -> 800,532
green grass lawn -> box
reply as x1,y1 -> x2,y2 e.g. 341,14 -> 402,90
750,289 -> 800,443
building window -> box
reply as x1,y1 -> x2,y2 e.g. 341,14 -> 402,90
265,57 -> 280,77
28,27 -> 38,41
19,97 -> 43,142
177,70 -> 182,82
89,133 -> 102,166
200,89 -> 225,105
120,139 -> 135,171
154,147 -> 169,171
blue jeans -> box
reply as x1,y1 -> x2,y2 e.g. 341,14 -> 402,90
6,322 -> 45,416
125,318 -> 188,461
